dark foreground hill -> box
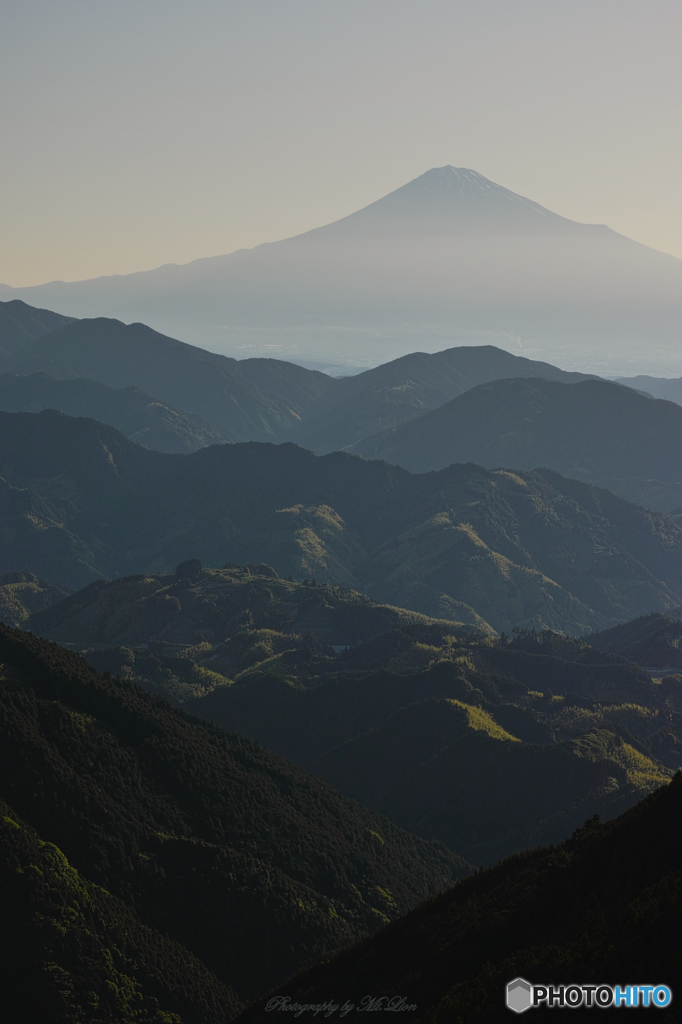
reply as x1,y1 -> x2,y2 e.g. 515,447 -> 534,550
0,800 -> 242,1024
350,376 -> 682,512
237,773 -> 682,1023
4,409 -> 682,633
0,625 -> 465,1012
0,371 -> 229,453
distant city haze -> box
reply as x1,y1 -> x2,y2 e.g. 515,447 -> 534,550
2,167 -> 682,376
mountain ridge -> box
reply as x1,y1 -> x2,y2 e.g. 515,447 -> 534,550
348,375 -> 682,511
3,168 -> 682,372
3,409 -> 682,633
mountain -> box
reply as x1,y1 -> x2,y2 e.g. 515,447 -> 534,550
0,298 -> 75,360
349,376 -> 682,512
3,168 -> 682,373
183,624 -> 676,865
4,409 -> 682,632
615,373 -> 682,406
586,611 -> 682,671
296,347 -> 598,454
0,372 -> 230,453
0,570 -> 71,627
237,773 -> 682,1022
0,798 -> 242,1024
28,564 -> 487,650
1,300 -> 608,455
25,566 -> 679,866
0,624 -> 466,1009
0,314 -> 336,443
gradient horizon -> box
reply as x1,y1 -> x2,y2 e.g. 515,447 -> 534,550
2,0 -> 682,286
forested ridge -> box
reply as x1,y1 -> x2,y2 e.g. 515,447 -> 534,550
5,408 -> 682,633
237,773 -> 682,1022
0,624 -> 466,1018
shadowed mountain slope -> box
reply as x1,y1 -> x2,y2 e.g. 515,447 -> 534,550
586,610 -> 682,671
0,371 -> 229,453
180,625 -> 676,865
0,624 -> 466,1007
0,570 -> 71,628
297,347 -> 597,454
0,799 -> 242,1024
3,410 -> 682,632
1,315 -> 335,442
350,376 -> 682,511
4,167 -> 682,372
25,567 -> 678,868
0,298 -> 76,360
237,773 -> 682,1022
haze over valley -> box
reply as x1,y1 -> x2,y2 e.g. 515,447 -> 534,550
3,167 -> 682,377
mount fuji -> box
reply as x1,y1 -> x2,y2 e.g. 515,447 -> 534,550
3,167 -> 682,373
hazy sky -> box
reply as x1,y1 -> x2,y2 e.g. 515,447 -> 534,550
3,0 -> 681,286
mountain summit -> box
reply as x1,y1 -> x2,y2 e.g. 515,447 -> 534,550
300,166 -> 580,239
3,167 -> 682,372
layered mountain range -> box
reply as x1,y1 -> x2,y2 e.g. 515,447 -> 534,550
3,173 -> 682,1022
6,300 -> 682,521
3,167 -> 682,372
0,300 -> 600,451
21,567 -> 679,866
349,376 -> 682,512
4,409 -> 682,633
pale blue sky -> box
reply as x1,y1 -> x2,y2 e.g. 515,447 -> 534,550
3,0 -> 681,285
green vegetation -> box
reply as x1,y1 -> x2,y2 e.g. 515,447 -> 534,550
238,774 -> 682,1022
0,570 -> 70,627
0,623 -> 466,1013
4,409 -> 682,632
29,571 -> 679,867
30,564 -> 480,651
0,803 -> 241,1024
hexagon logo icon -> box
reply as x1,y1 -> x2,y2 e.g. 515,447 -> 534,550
506,978 -> 533,1013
